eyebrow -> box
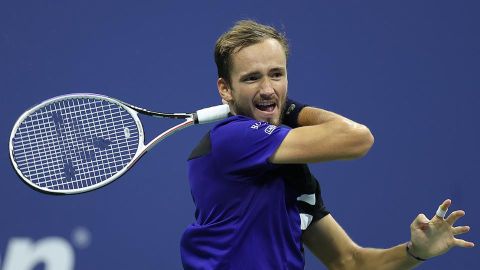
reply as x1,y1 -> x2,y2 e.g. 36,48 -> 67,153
270,67 -> 286,74
239,67 -> 286,79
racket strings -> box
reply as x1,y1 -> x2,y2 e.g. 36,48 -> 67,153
12,98 -> 140,190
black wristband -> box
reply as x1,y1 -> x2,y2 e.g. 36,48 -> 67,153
282,98 -> 308,128
406,241 -> 427,262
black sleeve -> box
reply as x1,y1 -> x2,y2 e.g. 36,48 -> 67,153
281,164 -> 330,226
304,173 -> 330,223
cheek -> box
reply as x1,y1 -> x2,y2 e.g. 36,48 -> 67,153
273,79 -> 287,89
274,82 -> 288,98
232,86 -> 254,102
236,95 -> 254,109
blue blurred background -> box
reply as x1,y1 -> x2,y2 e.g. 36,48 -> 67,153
1,1 -> 478,269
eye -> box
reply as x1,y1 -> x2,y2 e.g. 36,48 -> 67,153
271,71 -> 284,80
242,74 -> 260,82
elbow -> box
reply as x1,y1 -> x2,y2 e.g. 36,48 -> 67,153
343,122 -> 374,159
356,125 -> 374,157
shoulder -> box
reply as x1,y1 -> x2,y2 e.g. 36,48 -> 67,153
189,116 -> 290,173
212,115 -> 289,141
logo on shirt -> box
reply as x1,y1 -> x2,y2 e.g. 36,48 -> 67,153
264,125 -> 277,135
250,122 -> 262,130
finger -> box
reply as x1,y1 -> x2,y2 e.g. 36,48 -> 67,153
433,199 -> 451,219
452,226 -> 470,236
445,210 -> 466,226
454,238 -> 475,248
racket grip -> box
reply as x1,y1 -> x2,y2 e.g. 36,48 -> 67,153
194,104 -> 230,124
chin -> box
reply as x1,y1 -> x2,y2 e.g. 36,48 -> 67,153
253,110 -> 282,126
259,115 -> 281,126
264,110 -> 283,126
267,117 -> 281,126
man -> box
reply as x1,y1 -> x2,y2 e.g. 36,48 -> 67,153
180,20 -> 474,269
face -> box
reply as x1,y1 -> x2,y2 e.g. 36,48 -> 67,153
218,38 -> 288,126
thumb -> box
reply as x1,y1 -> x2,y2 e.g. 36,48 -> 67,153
412,213 -> 430,230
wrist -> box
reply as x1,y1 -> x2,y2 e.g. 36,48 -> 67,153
406,241 -> 427,262
282,98 -> 307,128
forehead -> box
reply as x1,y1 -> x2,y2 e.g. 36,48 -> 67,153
230,39 -> 287,75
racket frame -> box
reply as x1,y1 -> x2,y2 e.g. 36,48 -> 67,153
9,93 -> 203,194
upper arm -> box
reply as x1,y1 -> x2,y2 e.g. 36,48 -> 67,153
269,119 -> 374,164
302,214 -> 360,269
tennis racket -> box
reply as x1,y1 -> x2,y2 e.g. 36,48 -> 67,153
9,93 -> 230,195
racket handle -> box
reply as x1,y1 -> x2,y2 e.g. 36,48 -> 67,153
194,104 -> 230,124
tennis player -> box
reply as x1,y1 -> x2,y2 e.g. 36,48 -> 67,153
180,20 -> 474,269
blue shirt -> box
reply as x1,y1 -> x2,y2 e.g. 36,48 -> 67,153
181,116 -> 304,270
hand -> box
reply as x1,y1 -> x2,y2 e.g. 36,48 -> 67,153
409,199 -> 475,260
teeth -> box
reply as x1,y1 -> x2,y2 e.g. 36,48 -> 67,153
255,101 -> 276,112
256,101 -> 275,106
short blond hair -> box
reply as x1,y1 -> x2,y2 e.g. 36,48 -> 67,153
214,20 -> 289,84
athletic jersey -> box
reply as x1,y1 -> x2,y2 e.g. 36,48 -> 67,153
181,115 -> 304,270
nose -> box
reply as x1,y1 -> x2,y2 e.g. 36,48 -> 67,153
259,78 -> 275,98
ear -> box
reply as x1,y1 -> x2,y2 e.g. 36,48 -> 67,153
217,78 -> 233,103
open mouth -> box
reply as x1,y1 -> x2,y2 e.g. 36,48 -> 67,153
254,101 -> 276,113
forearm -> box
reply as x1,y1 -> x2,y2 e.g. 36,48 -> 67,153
297,106 -> 372,142
283,98 -> 369,129
345,244 -> 422,270
272,101 -> 374,163
304,216 -> 425,270
297,106 -> 348,127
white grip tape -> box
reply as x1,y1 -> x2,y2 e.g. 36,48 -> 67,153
196,104 -> 230,124
436,206 -> 448,218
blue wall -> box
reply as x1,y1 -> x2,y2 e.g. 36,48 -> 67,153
1,1 -> 478,269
